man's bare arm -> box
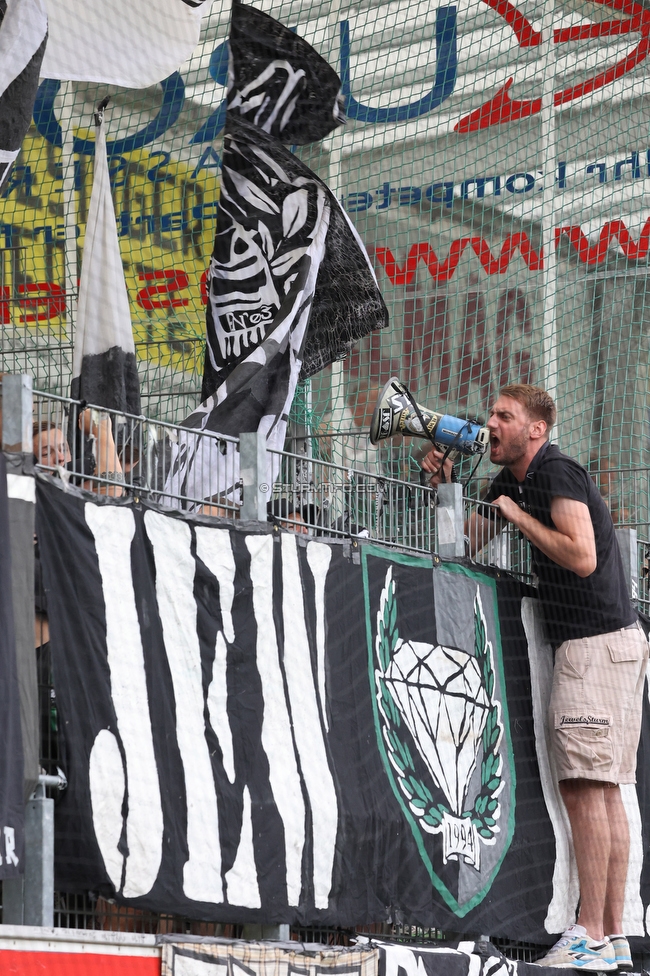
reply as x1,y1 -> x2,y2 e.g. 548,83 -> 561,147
492,494 -> 596,577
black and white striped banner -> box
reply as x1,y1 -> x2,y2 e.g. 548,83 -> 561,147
35,478 -> 650,939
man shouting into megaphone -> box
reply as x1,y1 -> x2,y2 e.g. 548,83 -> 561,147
423,383 -> 648,973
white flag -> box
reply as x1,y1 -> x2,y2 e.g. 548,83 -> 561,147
71,105 -> 140,416
41,0 -> 212,88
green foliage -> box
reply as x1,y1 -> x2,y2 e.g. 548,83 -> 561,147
375,575 -> 503,847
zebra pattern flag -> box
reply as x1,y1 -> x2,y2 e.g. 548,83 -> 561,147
201,2 -> 387,403
225,0 -> 344,147
37,478 -> 650,939
70,104 -> 140,417
0,0 -> 47,193
165,3 -> 387,509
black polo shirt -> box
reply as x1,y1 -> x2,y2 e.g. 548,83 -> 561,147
485,443 -> 635,644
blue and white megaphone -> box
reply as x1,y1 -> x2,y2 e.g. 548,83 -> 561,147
369,377 -> 490,457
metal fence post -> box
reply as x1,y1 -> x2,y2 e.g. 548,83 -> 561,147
1,375 -> 39,799
437,483 -> 465,558
1,374 -> 45,926
2,374 -> 32,454
240,431 -> 270,521
616,527 -> 639,603
22,782 -> 55,926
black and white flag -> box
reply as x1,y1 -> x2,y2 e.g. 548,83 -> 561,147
376,940 -> 559,976
70,105 -> 140,417
166,4 -> 387,509
225,0 -> 344,148
37,478 -> 650,941
202,2 -> 386,400
0,0 -> 47,192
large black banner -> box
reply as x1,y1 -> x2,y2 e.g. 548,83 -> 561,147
35,478 -> 650,940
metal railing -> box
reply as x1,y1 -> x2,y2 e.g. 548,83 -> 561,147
464,494 -> 536,580
587,465 -> 650,535
269,446 -> 438,552
30,388 -> 650,579
32,390 -> 241,515
31,389 -> 441,553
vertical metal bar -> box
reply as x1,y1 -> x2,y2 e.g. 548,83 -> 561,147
437,483 -> 464,558
68,400 -> 75,478
539,0 -> 558,411
616,527 -> 639,603
23,783 -> 54,927
240,432 -> 269,521
2,375 -> 39,804
2,374 -> 32,453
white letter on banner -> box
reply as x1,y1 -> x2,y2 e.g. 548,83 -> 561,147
84,504 -> 163,897
89,728 -> 126,889
245,534 -> 304,907
209,630 -> 235,784
225,786 -> 261,908
195,527 -> 236,643
144,511 -> 223,903
281,535 -> 338,910
195,528 -> 236,783
306,541 -> 332,732
3,827 -> 18,867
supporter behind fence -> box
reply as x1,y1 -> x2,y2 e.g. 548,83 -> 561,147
33,411 -> 124,498
424,383 -> 648,971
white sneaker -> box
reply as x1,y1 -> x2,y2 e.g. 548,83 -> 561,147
532,925 -> 617,971
608,935 -> 632,971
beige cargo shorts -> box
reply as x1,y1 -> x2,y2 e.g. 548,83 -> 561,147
549,622 -> 649,784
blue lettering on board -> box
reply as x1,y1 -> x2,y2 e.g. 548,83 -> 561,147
33,74 -> 185,155
340,6 -> 457,124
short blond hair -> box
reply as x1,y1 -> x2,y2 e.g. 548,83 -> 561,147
499,384 -> 556,430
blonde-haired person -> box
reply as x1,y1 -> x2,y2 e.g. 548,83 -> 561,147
423,384 -> 647,973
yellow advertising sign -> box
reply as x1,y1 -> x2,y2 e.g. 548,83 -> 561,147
1,124 -> 220,387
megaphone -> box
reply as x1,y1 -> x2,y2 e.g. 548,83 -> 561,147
369,377 -> 490,456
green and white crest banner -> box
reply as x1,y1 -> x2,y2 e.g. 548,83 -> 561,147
365,550 -> 516,916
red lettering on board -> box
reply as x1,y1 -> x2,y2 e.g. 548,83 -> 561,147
455,0 -> 650,132
200,267 -> 209,305
0,286 -> 9,325
555,218 -> 650,263
375,220 -> 650,285
136,270 -> 190,310
375,235 -> 543,285
17,282 -> 66,322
